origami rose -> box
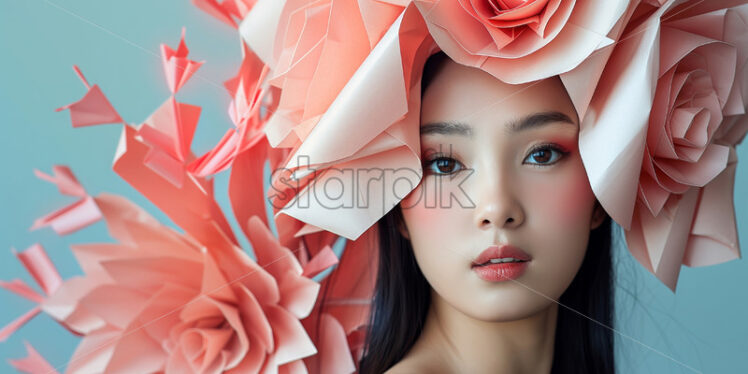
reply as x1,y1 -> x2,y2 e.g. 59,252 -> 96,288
578,0 -> 748,291
637,7 -> 748,216
627,3 -> 748,291
626,116 -> 747,291
41,195 -> 321,373
45,38 -> 350,373
245,0 -> 405,148
414,0 -> 630,83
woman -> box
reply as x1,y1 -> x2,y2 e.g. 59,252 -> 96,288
359,52 -> 615,373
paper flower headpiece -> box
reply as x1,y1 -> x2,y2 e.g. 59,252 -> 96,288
3,0 -> 748,373
239,0 -> 748,293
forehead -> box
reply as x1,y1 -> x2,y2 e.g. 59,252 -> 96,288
420,59 -> 578,132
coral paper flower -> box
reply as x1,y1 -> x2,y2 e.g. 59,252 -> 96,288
414,0 -> 630,83
239,2 -> 436,240
625,2 -> 748,290
41,194 -> 320,373
244,0 -> 405,148
579,0 -> 748,290
638,4 -> 748,216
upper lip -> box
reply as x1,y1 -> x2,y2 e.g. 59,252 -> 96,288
472,245 -> 531,267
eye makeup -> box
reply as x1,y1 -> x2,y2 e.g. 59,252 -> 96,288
420,140 -> 573,176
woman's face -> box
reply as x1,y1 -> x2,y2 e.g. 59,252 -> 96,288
400,58 -> 606,321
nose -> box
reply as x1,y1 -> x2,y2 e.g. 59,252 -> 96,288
473,167 -> 524,231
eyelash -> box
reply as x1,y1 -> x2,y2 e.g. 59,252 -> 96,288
423,143 -> 570,175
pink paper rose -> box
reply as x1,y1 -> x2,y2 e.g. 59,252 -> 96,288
42,195 -> 321,373
257,0 -> 405,148
414,0 -> 630,83
636,7 -> 748,216
563,0 -> 748,290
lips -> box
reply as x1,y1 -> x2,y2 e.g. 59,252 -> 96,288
472,245 -> 531,267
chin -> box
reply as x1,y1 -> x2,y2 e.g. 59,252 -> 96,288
456,287 -> 558,322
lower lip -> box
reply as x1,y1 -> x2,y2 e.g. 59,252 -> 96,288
472,262 -> 529,282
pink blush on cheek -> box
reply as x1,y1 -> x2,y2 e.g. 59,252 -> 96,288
525,173 -> 595,224
400,183 -> 455,232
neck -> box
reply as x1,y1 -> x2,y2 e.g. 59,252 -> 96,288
411,290 -> 558,374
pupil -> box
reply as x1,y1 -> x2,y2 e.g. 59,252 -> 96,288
437,159 -> 453,173
534,150 -> 550,163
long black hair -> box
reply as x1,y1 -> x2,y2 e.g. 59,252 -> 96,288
358,52 -> 616,374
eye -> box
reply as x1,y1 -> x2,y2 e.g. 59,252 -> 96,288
424,156 -> 464,175
524,144 -> 569,166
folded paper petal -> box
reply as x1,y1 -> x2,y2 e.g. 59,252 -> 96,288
139,97 -> 200,164
683,147 -> 742,266
301,313 -> 356,374
239,0 -> 288,66
301,245 -> 338,279
160,28 -> 205,94
7,341 -> 59,374
0,244 -> 61,341
414,0 -> 629,84
33,166 -> 86,198
585,0 -> 748,290
0,279 -> 44,303
30,196 -> 102,235
13,244 -> 62,296
256,0 -> 394,149
273,5 -> 436,240
113,124 -> 238,247
579,2 -> 669,230
189,46 -> 269,179
30,166 -> 102,235
0,307 -> 41,342
39,193 -> 320,373
55,65 -> 123,127
193,0 -> 256,28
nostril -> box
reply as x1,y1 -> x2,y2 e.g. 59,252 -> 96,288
507,218 -> 514,223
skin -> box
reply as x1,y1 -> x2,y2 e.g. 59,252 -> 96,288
386,58 -> 606,373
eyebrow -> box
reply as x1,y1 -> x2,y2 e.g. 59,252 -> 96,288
420,111 -> 576,137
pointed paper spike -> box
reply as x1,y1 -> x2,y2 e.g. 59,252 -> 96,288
176,27 -> 189,56
0,279 -> 44,303
192,0 -> 239,28
0,307 -> 41,342
160,29 -> 205,94
247,215 -> 301,276
263,305 -> 317,365
33,165 -> 86,198
113,125 -> 238,247
8,341 -> 60,374
56,67 -> 123,127
142,147 -> 186,188
139,97 -> 201,162
72,65 -> 90,89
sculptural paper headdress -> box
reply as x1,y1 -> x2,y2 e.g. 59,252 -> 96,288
242,0 -> 748,292
4,1 -> 747,373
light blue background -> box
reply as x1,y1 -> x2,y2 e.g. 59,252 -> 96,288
1,1 -> 747,373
